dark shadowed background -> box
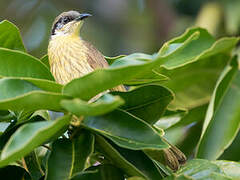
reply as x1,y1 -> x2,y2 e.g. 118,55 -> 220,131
0,0 -> 239,57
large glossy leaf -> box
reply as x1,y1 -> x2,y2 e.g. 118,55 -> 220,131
83,110 -> 168,150
110,53 -> 168,85
0,48 -> 54,80
111,85 -> 174,124
0,78 -> 68,111
63,28 -> 238,101
165,159 -> 226,180
0,20 -> 25,51
0,115 -> 71,167
21,77 -> 62,93
160,54 -> 230,109
46,131 -> 94,180
158,29 -> 238,68
213,160 -> 240,179
0,78 -> 40,100
158,28 -> 214,68
157,29 -> 238,109
165,159 -> 240,180
95,135 -> 163,180
61,94 -> 124,116
197,57 -> 240,160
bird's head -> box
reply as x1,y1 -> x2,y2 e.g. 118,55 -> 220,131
51,11 -> 91,37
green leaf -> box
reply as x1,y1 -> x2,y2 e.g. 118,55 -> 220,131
0,115 -> 71,167
160,54 -> 230,109
71,165 -> 125,180
61,94 -> 124,116
110,53 -> 168,85
110,53 -> 154,68
197,57 -> 240,160
112,85 -> 174,124
21,77 -> 63,93
0,165 -> 31,180
63,28 -> 238,102
46,131 -> 94,180
30,110 -> 51,121
168,159 -> 240,180
0,78 -> 68,111
95,135 -> 143,177
154,109 -> 187,130
213,160 -> 240,179
171,159 -> 224,180
95,135 -> 163,180
0,48 -> 54,80
0,78 -> 40,100
158,28 -> 238,109
0,20 -> 26,51
158,28 -> 238,69
83,110 -> 168,150
40,54 -> 50,69
105,55 -> 126,65
158,28 -> 214,68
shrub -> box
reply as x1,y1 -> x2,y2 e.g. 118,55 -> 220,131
0,20 -> 239,180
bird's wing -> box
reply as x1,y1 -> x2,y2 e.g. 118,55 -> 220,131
82,40 -> 109,69
82,40 -> 126,92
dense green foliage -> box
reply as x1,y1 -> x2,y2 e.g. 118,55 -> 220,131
0,20 -> 240,180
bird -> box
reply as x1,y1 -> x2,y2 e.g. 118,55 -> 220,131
48,10 -> 125,93
48,10 -> 186,171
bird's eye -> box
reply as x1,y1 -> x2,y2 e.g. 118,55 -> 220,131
63,17 -> 71,24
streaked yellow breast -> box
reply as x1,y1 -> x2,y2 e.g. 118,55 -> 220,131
48,35 -> 94,84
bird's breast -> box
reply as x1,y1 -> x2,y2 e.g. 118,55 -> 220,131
48,35 -> 94,84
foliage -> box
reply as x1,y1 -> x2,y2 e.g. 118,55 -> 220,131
0,20 -> 239,180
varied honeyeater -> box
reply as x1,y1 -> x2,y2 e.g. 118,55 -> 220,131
48,11 -> 125,93
48,11 -> 186,171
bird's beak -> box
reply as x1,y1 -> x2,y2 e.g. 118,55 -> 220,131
71,13 -> 92,36
75,13 -> 92,21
